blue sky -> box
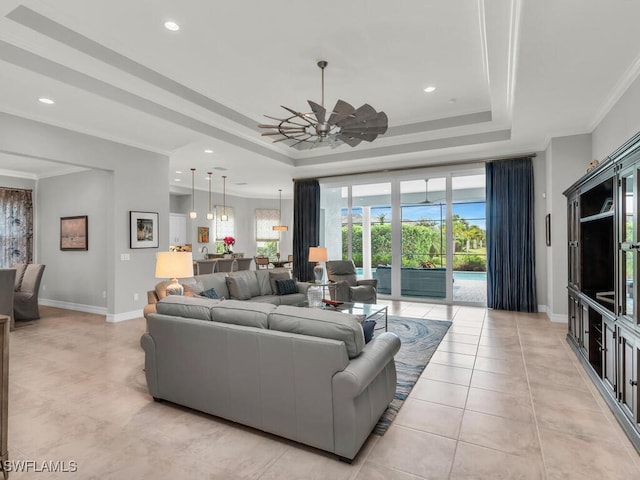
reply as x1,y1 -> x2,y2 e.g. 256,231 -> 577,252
344,202 -> 486,230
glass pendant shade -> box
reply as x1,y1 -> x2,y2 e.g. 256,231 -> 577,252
273,188 -> 288,231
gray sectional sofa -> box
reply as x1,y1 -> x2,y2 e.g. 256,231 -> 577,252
144,269 -> 310,318
141,296 -> 401,461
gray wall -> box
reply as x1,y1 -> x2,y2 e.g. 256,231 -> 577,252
593,73 -> 640,161
532,152 -> 548,312
0,175 -> 36,190
0,112 -> 169,320
37,170 -> 109,309
545,134 -> 592,320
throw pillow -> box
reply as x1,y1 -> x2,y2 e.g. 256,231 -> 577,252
182,280 -> 205,297
269,271 -> 291,295
200,287 -> 219,299
275,278 -> 298,295
363,320 -> 376,343
226,276 -> 252,300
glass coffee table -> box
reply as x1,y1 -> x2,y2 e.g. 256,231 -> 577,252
334,302 -> 388,332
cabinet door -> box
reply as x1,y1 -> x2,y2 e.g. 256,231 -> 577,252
581,304 -> 589,355
618,328 -> 639,424
568,295 -> 579,340
603,318 -> 617,395
619,167 -> 639,322
568,198 -> 580,290
169,214 -> 187,245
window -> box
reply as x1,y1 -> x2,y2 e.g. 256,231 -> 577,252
255,209 -> 279,241
256,209 -> 280,257
0,188 -> 33,267
215,205 -> 235,241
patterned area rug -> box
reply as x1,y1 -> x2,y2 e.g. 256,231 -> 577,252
373,315 -> 452,435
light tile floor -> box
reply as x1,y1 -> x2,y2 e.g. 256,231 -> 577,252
6,303 -> 640,479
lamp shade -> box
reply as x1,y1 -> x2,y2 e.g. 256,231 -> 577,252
155,252 -> 194,279
308,247 -> 328,263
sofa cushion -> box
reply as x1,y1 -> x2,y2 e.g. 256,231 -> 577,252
269,271 -> 291,295
226,275 -> 252,300
255,269 -> 273,295
229,270 -> 261,297
268,305 -> 366,359
276,278 -> 298,295
182,280 -> 204,297
210,300 -> 275,328
156,296 -> 219,321
275,292 -> 306,306
196,273 -> 230,300
200,288 -> 220,299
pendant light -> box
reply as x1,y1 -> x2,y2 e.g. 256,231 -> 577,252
189,168 -> 197,219
221,175 -> 228,221
273,189 -> 288,231
206,172 -> 214,220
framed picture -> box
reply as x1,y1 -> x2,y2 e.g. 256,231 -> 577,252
545,213 -> 551,247
60,215 -> 88,251
130,211 -> 159,249
197,226 -> 209,243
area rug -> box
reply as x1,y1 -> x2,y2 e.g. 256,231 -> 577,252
373,315 -> 451,435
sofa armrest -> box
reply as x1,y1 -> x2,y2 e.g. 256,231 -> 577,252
147,290 -> 159,304
296,282 -> 312,295
332,332 -> 400,397
356,278 -> 377,288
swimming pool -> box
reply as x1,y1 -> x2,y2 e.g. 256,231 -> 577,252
356,267 -> 486,281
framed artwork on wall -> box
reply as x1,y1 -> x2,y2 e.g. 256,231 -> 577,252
130,211 -> 159,249
60,215 -> 88,251
198,226 -> 209,243
545,213 -> 551,247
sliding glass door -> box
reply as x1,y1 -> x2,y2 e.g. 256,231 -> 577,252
320,167 -> 486,305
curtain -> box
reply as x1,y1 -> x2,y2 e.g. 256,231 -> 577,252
255,209 -> 280,241
293,179 -> 320,282
0,188 -> 33,267
486,157 -> 537,312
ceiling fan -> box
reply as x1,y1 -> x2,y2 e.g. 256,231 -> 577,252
258,61 -> 388,149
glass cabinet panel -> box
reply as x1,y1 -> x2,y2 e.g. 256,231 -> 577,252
620,168 -> 638,323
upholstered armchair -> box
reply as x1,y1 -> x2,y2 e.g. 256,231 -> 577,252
13,264 -> 45,320
0,269 -> 16,331
326,260 -> 377,304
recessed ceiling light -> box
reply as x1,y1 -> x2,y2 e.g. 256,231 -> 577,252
204,149 -> 214,154
164,21 -> 180,31
38,97 -> 55,104
423,86 -> 436,93
213,166 -> 227,171
174,178 -> 181,182
175,170 -> 182,174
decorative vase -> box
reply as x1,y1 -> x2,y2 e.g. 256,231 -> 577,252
307,285 -> 323,308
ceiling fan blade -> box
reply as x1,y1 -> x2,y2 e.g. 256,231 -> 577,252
338,134 -> 362,147
328,100 -> 356,125
281,105 -> 315,125
308,100 -> 326,125
258,124 -> 306,130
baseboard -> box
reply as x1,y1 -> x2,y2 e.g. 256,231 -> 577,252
39,298 -> 107,315
39,299 -> 142,323
106,310 -> 143,323
548,312 -> 567,323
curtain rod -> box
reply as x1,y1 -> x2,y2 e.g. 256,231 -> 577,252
293,152 -> 537,182
0,186 -> 33,192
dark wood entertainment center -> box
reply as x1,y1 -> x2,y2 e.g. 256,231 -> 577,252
564,132 -> 640,452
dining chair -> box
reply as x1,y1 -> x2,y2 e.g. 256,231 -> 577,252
254,256 -> 270,270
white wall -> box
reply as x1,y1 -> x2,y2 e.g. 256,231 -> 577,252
532,153 -> 548,312
0,112 -> 169,321
593,73 -> 640,161
37,170 -> 109,311
545,134 -> 592,320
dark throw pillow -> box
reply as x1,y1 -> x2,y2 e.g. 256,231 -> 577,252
363,320 -> 376,343
275,278 -> 298,295
200,288 -> 219,299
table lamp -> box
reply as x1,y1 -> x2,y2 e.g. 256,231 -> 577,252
155,251 -> 194,295
308,247 -> 328,283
